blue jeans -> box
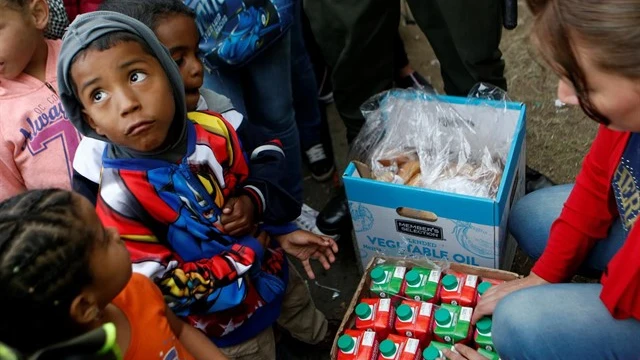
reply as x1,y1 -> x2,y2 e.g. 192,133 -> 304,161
494,185 -> 640,359
493,284 -> 640,359
290,0 -> 325,152
203,31 -> 302,203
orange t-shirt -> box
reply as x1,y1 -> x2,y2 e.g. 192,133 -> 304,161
112,273 -> 195,360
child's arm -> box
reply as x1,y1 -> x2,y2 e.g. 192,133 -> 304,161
0,144 -> 25,201
165,307 -> 228,360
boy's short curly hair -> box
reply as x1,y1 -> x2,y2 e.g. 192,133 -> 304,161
99,0 -> 196,32
0,0 -> 29,10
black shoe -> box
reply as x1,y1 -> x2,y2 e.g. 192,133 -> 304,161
525,166 -> 556,194
316,189 -> 352,235
305,143 -> 336,182
395,71 -> 435,93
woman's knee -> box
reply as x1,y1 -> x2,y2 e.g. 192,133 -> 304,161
492,288 -> 545,358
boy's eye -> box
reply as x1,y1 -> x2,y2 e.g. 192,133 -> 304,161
130,71 -> 148,83
174,57 -> 185,67
92,90 -> 107,103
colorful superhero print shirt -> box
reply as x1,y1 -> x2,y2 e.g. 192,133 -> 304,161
96,111 -> 290,346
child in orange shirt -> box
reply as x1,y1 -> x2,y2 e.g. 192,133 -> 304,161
0,189 -> 227,359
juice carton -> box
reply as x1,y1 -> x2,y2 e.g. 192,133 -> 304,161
433,304 -> 473,345
439,272 -> 478,307
355,298 -> 395,341
476,278 -> 505,305
337,329 -> 379,360
474,317 -> 495,352
477,348 -> 500,360
394,300 -> 434,347
377,334 -> 421,360
422,341 -> 453,360
370,265 -> 406,300
402,268 -> 442,303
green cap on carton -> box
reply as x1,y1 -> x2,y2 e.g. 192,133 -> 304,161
405,270 -> 421,286
423,346 -> 441,360
337,335 -> 355,352
355,303 -> 372,319
396,304 -> 413,321
442,274 -> 458,291
477,282 -> 492,296
435,308 -> 452,326
379,340 -> 397,357
371,267 -> 386,283
477,317 -> 492,334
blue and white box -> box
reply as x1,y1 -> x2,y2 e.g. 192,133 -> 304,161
343,95 -> 526,270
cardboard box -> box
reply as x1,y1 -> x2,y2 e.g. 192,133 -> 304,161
331,257 -> 520,360
343,95 -> 526,270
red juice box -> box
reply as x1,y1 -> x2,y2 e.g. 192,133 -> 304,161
370,265 -> 406,300
393,300 -> 434,347
402,268 -> 442,303
439,272 -> 478,307
476,279 -> 505,306
378,334 -> 421,360
433,304 -> 474,345
355,298 -> 395,341
337,329 -> 379,360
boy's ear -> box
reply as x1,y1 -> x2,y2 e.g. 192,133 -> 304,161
81,110 -> 106,136
69,292 -> 100,326
30,0 -> 50,32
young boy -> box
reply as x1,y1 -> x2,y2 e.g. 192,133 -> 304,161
58,11 -> 333,358
0,0 -> 81,201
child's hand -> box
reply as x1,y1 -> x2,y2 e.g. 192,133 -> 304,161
221,195 -> 256,236
442,344 -> 490,360
275,230 -> 339,279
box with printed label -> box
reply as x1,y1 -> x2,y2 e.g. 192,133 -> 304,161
343,95 -> 526,269
331,257 -> 520,360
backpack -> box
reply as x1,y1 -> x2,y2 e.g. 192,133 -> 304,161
184,0 -> 294,69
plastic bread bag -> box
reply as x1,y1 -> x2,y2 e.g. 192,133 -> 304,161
350,84 -> 512,199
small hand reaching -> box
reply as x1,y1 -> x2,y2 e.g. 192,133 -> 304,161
275,230 -> 339,279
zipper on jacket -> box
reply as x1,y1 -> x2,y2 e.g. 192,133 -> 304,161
44,82 -> 57,95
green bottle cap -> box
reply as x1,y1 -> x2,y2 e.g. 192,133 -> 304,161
396,304 -> 413,321
371,267 -> 386,283
435,308 -> 452,326
477,317 -> 492,333
355,303 -> 372,319
442,274 -> 458,291
405,270 -> 421,286
337,335 -> 355,352
477,282 -> 492,296
379,340 -> 397,357
423,346 -> 441,360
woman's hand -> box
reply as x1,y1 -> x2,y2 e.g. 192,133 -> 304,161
471,272 -> 549,324
441,344 -> 489,360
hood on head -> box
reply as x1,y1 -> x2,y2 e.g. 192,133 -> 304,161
57,11 -> 186,144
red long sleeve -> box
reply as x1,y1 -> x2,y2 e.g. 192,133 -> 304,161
532,126 -> 629,282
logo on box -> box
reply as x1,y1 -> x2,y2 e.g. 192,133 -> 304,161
395,220 -> 444,240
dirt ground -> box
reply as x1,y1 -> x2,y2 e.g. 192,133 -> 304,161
284,2 -> 598,358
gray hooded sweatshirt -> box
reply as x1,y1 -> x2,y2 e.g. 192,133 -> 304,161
57,11 -> 187,162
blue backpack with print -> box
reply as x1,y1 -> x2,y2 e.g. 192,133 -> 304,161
184,0 -> 294,69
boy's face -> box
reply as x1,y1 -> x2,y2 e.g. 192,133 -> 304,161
154,14 -> 204,112
72,40 -> 176,153
0,0 -> 49,80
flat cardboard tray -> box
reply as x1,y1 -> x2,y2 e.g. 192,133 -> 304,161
330,256 -> 521,359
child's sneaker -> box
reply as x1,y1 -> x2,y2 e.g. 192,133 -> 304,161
305,143 -> 335,182
296,204 -> 340,241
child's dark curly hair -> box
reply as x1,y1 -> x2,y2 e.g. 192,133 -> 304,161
0,189 -> 97,354
99,0 -> 195,32
0,0 -> 28,10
